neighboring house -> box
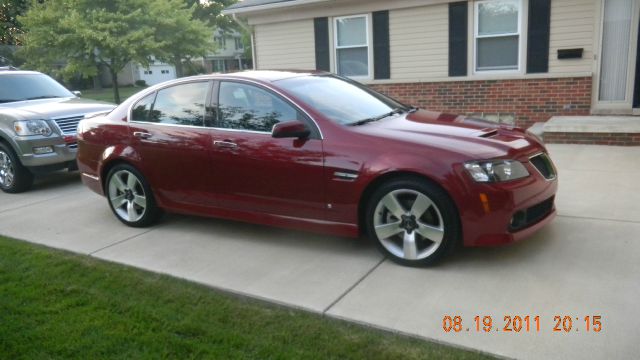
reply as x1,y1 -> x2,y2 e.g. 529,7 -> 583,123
103,30 -> 251,86
101,57 -> 176,87
201,29 -> 252,73
224,0 -> 640,140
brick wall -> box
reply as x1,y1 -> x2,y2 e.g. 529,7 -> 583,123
369,77 -> 592,129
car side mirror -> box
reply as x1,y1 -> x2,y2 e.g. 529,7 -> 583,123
272,120 -> 310,139
72,90 -> 82,97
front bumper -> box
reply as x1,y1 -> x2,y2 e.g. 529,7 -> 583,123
14,135 -> 77,168
458,160 -> 558,247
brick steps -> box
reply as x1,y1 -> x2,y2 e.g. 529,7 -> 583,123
534,116 -> 640,146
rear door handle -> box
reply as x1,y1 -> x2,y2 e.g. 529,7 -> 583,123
214,140 -> 238,148
133,131 -> 152,139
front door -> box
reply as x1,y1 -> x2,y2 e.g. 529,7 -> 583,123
596,0 -> 640,112
634,15 -> 640,108
208,80 -> 326,220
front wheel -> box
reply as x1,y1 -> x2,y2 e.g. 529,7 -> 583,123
365,178 -> 460,266
0,142 -> 34,193
106,164 -> 161,227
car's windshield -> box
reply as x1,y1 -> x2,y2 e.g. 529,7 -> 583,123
0,73 -> 74,103
275,75 -> 408,125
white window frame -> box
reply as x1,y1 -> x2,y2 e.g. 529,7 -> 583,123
333,14 -> 372,80
473,0 -> 524,74
234,37 -> 243,50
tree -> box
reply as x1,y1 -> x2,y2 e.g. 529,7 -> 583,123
150,0 -> 213,77
0,0 -> 28,45
18,0 -> 211,103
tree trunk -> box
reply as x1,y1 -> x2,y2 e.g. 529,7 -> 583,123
174,55 -> 183,78
110,69 -> 120,104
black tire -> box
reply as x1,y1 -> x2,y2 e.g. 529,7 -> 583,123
0,142 -> 34,193
105,164 -> 161,227
364,177 -> 460,267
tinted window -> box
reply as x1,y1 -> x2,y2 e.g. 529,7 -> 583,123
131,92 -> 156,122
275,75 -> 406,125
217,82 -> 298,132
0,73 -> 74,103
140,82 -> 208,126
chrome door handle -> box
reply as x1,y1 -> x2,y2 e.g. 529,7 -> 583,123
214,140 -> 238,148
133,131 -> 152,139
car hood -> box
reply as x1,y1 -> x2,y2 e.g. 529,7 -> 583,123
0,97 -> 116,120
352,109 -> 542,160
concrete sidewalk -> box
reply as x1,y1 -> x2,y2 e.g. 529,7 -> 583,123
1,144 -> 638,359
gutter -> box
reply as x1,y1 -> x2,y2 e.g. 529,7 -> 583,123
222,0 -> 331,15
230,14 -> 257,70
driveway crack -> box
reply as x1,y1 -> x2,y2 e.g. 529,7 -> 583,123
322,257 -> 386,315
89,228 -> 155,255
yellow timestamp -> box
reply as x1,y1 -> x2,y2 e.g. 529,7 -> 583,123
442,315 -> 602,333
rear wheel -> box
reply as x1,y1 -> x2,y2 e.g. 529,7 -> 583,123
0,142 -> 34,193
365,178 -> 460,266
106,164 -> 160,227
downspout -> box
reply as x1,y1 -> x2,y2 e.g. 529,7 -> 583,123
232,13 -> 256,70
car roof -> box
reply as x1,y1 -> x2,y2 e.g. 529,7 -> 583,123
0,69 -> 44,76
181,70 -> 330,84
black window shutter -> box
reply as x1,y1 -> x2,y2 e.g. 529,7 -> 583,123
372,10 -> 390,79
448,2 -> 468,77
314,17 -> 330,72
527,0 -> 551,73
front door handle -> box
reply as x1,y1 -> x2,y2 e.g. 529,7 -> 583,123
214,140 -> 238,148
133,131 -> 152,139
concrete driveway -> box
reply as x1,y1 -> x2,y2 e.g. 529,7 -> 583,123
1,144 -> 638,359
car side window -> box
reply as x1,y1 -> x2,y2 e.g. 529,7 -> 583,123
217,81 -> 299,132
131,82 -> 208,126
131,92 -> 156,122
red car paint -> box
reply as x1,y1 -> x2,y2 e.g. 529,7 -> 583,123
77,71 -> 557,246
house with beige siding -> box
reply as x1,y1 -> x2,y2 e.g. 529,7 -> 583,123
224,0 -> 640,145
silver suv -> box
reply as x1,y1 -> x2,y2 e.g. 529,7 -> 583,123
0,69 -> 115,193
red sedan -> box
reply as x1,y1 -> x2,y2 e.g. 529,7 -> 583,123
77,71 -> 557,266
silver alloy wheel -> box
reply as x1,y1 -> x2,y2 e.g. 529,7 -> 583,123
108,169 -> 147,223
373,189 -> 445,261
0,150 -> 15,188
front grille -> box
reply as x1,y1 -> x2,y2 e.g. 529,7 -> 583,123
53,115 -> 84,135
509,196 -> 555,232
529,153 -> 556,180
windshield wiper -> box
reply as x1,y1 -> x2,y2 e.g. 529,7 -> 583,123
0,99 -> 19,103
407,106 -> 419,113
349,108 -> 405,126
25,95 -> 63,100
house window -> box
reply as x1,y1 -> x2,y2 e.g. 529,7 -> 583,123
161,70 -> 170,74
334,15 -> 370,78
143,70 -> 153,75
474,0 -> 522,72
215,36 -> 226,49
234,38 -> 243,50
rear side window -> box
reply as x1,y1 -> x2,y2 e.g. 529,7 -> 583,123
131,93 -> 156,122
130,82 -> 209,126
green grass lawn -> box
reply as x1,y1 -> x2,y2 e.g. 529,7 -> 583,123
81,86 -> 146,104
0,236 -> 491,360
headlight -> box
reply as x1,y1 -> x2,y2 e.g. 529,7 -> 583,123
464,160 -> 529,182
14,120 -> 53,136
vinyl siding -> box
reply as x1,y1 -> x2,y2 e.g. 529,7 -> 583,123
254,19 -> 316,70
548,0 -> 597,74
389,4 -> 449,81
250,0 -> 597,81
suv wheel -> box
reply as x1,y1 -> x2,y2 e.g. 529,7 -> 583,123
0,142 -> 34,193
